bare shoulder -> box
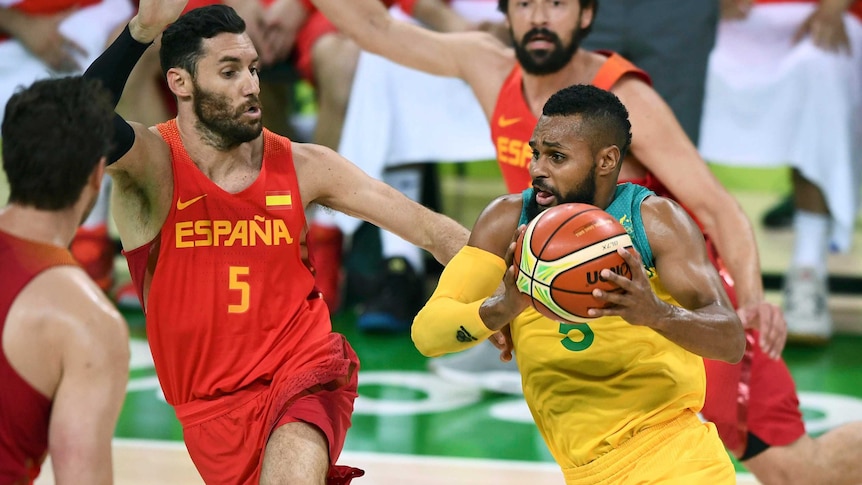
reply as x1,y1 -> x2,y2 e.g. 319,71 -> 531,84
609,73 -> 666,110
107,121 -> 172,196
290,141 -> 348,207
5,266 -> 129,395
640,195 -> 703,251
21,267 -> 129,351
291,140 -> 334,168
453,32 -> 517,112
468,193 -> 524,257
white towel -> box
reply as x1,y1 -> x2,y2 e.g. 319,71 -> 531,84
328,1 -> 501,233
699,3 -> 862,251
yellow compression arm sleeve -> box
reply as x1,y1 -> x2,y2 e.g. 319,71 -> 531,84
412,245 -> 508,357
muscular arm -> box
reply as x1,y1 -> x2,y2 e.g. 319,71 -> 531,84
614,78 -> 764,310
295,142 -> 469,264
83,1 -> 187,248
592,197 -> 746,363
412,195 -> 528,356
411,0 -> 472,32
5,268 -> 129,485
48,271 -> 130,485
309,0 -> 512,112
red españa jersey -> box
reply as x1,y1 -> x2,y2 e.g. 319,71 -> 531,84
125,121 -> 331,406
0,230 -> 77,484
490,52 -> 651,193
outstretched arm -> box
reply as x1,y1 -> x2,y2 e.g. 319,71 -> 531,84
590,197 -> 746,363
615,76 -> 785,358
412,195 -> 529,357
309,0 -> 512,111
295,142 -> 469,264
82,0 -> 188,167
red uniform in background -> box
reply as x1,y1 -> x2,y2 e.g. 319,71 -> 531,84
124,120 -> 361,484
0,231 -> 78,484
489,52 -> 805,458
182,0 -> 418,82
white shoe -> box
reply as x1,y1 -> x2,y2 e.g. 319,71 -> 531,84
783,266 -> 832,344
427,341 -> 523,395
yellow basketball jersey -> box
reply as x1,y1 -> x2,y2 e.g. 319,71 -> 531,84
514,184 -> 706,468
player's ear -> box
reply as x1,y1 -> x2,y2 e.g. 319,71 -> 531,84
88,157 -> 107,192
580,1 -> 595,30
596,145 -> 620,175
166,67 -> 193,98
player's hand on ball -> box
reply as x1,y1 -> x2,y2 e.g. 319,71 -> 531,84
489,325 -> 514,362
587,247 -> 668,326
480,226 -> 530,332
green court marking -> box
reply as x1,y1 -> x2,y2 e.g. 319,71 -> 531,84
118,308 -> 862,475
707,163 -> 791,193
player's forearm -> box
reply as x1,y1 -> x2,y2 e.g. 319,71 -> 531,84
412,246 -> 507,356
650,302 -> 745,363
84,25 -> 151,107
412,0 -> 472,32
700,203 -> 765,309
310,0 -> 391,49
819,0 -> 857,13
0,8 -> 23,37
413,297 -> 494,356
82,25 -> 151,163
418,213 -> 470,265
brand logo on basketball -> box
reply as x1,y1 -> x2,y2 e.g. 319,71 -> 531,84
514,203 -> 635,323
586,263 -> 631,285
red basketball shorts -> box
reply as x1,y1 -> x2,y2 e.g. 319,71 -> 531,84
293,11 -> 339,83
702,242 -> 805,457
175,334 -> 361,484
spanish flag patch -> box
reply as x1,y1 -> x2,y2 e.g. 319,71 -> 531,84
265,191 -> 292,210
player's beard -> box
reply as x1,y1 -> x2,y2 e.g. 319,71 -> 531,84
192,81 -> 262,150
513,26 -> 581,76
527,165 -> 597,221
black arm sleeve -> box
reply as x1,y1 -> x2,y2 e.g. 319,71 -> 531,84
83,24 -> 153,164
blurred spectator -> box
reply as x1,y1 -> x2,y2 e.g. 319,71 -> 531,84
304,0 -> 507,324
699,0 -> 862,343
580,0 -> 719,145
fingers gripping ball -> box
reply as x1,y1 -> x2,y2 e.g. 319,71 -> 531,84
514,203 -> 634,323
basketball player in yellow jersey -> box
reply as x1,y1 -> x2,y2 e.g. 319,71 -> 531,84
413,85 -> 745,484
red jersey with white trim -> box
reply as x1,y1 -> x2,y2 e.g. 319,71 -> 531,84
126,120 -> 331,406
490,51 -> 651,193
0,230 -> 77,484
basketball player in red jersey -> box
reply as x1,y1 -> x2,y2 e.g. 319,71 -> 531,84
82,2 -> 469,483
310,0 -> 862,482
0,77 -> 129,484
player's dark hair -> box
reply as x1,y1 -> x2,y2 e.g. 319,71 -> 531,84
160,5 -> 246,77
2,76 -> 114,210
543,84 -> 631,160
498,0 -> 597,41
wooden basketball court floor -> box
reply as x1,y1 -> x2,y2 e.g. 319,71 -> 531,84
10,168 -> 862,485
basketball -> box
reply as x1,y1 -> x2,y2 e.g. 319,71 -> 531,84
514,203 -> 634,323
